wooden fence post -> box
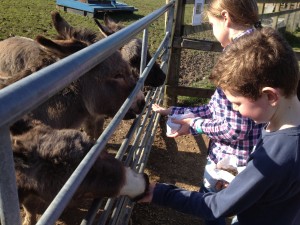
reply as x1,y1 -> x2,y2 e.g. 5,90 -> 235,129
293,3 -> 300,31
164,0 -> 185,106
271,3 -> 281,29
284,3 -> 292,32
287,3 -> 297,32
258,2 -> 265,24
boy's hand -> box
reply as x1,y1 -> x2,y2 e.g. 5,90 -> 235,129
152,104 -> 172,116
167,118 -> 193,137
138,182 -> 156,203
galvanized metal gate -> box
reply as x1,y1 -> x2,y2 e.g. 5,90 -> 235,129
0,1 -> 175,224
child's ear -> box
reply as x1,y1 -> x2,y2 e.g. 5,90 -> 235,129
262,87 -> 279,106
221,10 -> 229,21
221,10 -> 231,27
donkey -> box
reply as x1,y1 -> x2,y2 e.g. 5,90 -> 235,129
10,117 -> 149,225
94,14 -> 166,87
0,12 -> 151,139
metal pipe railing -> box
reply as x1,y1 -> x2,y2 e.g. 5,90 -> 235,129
0,1 -> 174,128
79,27 -> 173,224
36,2 -> 175,225
0,1 -> 175,225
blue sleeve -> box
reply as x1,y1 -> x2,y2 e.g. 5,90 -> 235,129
152,183 -> 217,220
151,158 -> 275,220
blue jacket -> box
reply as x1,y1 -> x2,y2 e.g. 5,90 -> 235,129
152,126 -> 300,225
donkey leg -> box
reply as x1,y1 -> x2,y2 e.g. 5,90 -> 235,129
21,194 -> 47,225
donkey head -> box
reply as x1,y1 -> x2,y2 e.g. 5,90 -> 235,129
36,12 -> 145,122
95,14 -> 166,87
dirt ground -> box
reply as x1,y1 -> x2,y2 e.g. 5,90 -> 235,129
130,117 -> 210,225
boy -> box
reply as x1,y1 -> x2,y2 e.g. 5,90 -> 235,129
140,27 -> 300,225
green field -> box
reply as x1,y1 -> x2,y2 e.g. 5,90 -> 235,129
0,0 -> 168,52
1,1 -> 300,52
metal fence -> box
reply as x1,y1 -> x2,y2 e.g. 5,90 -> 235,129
0,1 -> 175,224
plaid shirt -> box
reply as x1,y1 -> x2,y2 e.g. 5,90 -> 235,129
170,88 -> 264,166
170,28 -> 263,167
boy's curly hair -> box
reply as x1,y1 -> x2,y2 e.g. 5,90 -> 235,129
210,27 -> 299,100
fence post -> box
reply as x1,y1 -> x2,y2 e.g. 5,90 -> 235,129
284,3 -> 292,32
0,127 -> 21,225
291,3 -> 298,32
271,3 -> 281,29
293,3 -> 300,31
162,0 -> 175,75
164,0 -> 184,106
287,3 -> 297,32
258,2 -> 265,21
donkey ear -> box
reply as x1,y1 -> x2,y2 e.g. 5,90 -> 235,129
104,14 -> 125,33
51,11 -> 75,39
36,35 -> 87,58
103,13 -> 118,28
94,19 -> 111,37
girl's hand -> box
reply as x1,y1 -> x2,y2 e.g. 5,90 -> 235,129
167,118 -> 193,138
152,104 -> 172,116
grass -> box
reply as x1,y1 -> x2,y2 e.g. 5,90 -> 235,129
0,0 -> 167,52
1,1 -> 299,42
284,29 -> 300,52
2,1 -> 299,57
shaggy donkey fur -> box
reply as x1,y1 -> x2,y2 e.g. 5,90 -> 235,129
10,117 -> 149,225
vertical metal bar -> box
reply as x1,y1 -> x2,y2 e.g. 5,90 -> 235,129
140,29 -> 149,77
80,198 -> 104,225
0,126 -> 21,225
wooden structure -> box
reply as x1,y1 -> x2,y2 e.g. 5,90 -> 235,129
164,0 -> 300,106
56,0 -> 137,17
